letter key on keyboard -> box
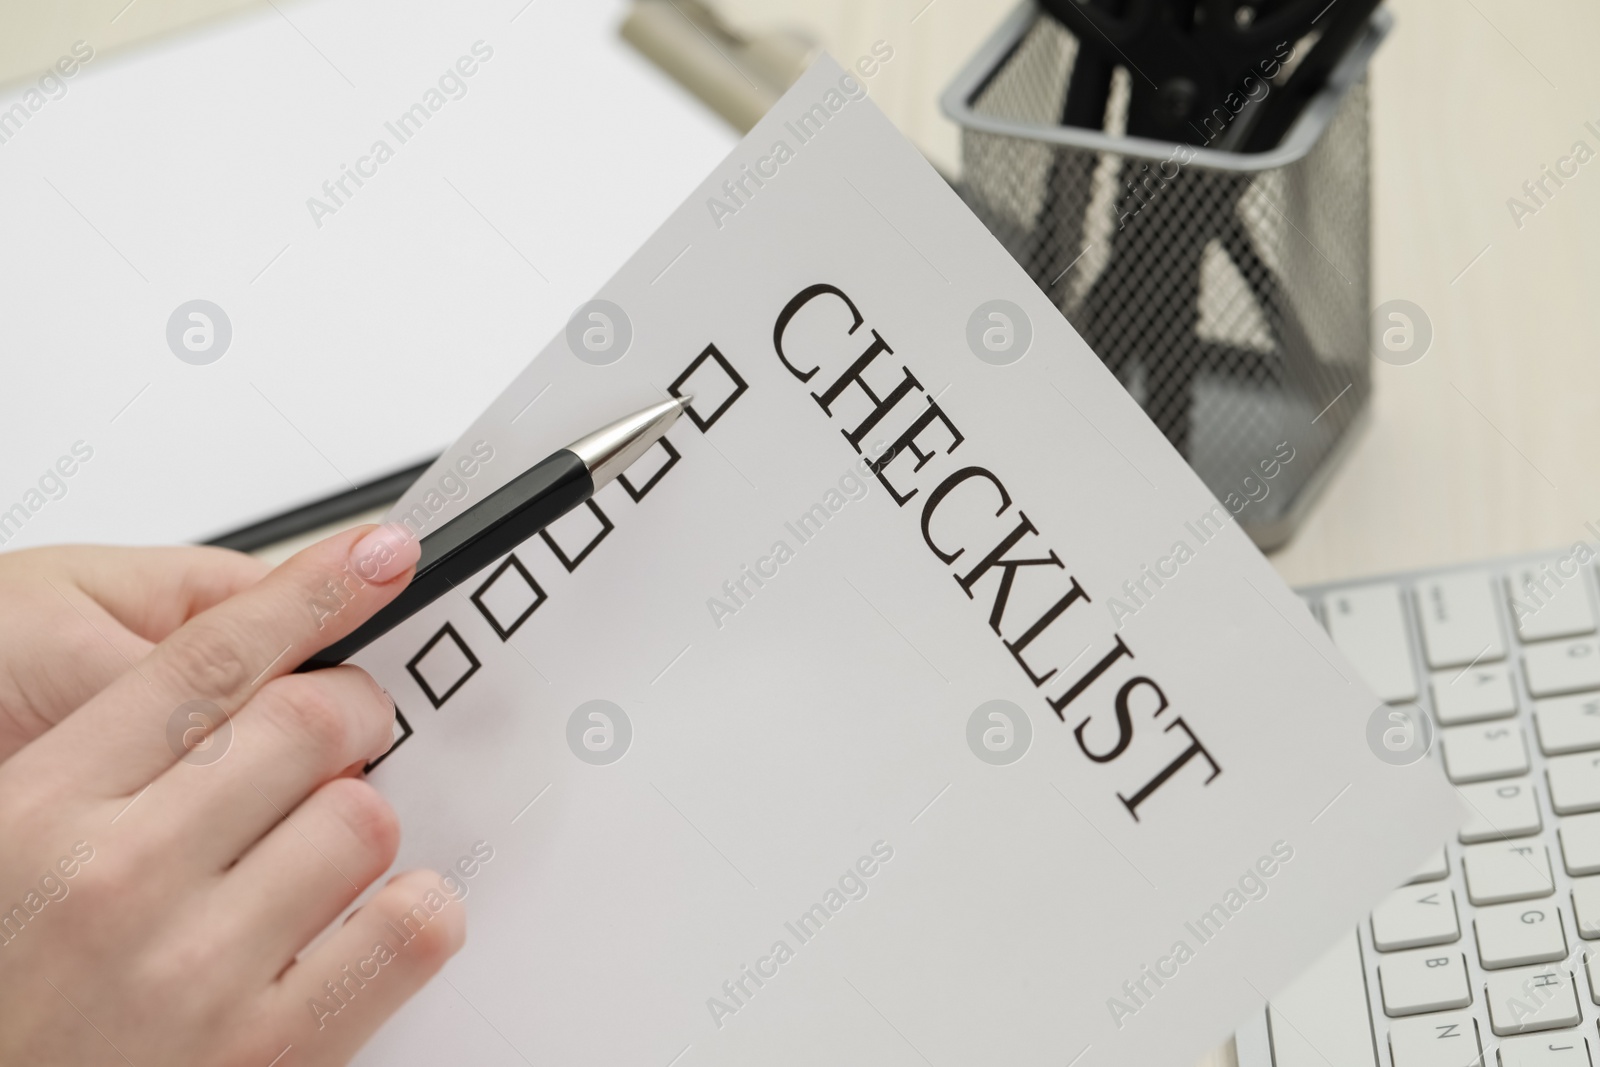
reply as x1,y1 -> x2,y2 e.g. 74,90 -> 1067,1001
1442,724 -> 1530,783
1571,878 -> 1600,938
1325,583 -> 1418,702
1371,885 -> 1461,950
1462,842 -> 1554,904
1417,571 -> 1505,669
1485,966 -> 1580,1035
1534,693 -> 1600,754
1379,950 -> 1472,1016
1546,753 -> 1600,815
1431,664 -> 1517,725
1457,780 -> 1542,843
1523,639 -> 1600,699
1386,1011 -> 1480,1067
1496,1033 -> 1592,1067
1558,812 -> 1600,874
1473,902 -> 1567,968
1509,563 -> 1596,642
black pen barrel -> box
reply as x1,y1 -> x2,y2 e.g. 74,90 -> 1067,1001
297,449 -> 593,671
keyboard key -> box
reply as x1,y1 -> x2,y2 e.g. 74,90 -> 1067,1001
1410,848 -> 1450,883
1458,780 -> 1542,843
1509,562 -> 1597,642
1463,842 -> 1555,904
1560,812 -> 1600,874
1265,930 -> 1378,1067
1372,885 -> 1461,950
1443,724 -> 1530,783
1486,966 -> 1580,1035
1588,949 -> 1600,1005
1548,753 -> 1600,815
1325,583 -> 1419,702
1525,640 -> 1600,698
1536,693 -> 1600,754
1497,1032 -> 1591,1067
1572,878 -> 1600,939
1389,1011 -> 1481,1067
1433,664 -> 1518,725
1475,902 -> 1567,968
1418,571 -> 1506,668
1380,949 -> 1472,1016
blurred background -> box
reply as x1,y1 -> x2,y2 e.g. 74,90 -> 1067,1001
3,0 -> 1595,589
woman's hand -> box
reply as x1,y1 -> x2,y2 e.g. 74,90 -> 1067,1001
0,525 -> 464,1066
0,541 -> 271,763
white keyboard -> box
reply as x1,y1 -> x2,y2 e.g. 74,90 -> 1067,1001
1236,548 -> 1600,1067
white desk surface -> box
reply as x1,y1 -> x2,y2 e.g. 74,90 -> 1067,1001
11,1 -> 1597,1064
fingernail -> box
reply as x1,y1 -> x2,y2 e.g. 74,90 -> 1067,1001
349,523 -> 420,584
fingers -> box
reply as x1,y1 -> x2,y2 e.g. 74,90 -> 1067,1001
0,546 -> 265,758
0,572 -> 154,754
268,869 -> 465,1065
35,544 -> 271,644
133,666 -> 396,871
27,524 -> 419,797
218,777 -> 401,982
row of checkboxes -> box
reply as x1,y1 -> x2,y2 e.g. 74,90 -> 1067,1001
364,343 -> 749,771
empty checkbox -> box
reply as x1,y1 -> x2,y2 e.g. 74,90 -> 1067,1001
406,623 -> 481,708
617,436 -> 681,502
540,499 -> 614,572
669,344 -> 748,431
471,554 -> 547,640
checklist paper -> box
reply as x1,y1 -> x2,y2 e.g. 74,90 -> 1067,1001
344,57 -> 1459,1067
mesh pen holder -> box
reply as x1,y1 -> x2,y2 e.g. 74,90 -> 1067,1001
943,4 -> 1391,551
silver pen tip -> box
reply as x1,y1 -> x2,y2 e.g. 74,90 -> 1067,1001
569,395 -> 695,488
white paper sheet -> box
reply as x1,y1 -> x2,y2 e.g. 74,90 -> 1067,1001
340,56 -> 1460,1067
0,0 -> 732,548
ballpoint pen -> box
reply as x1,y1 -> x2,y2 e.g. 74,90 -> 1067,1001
299,394 -> 691,670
